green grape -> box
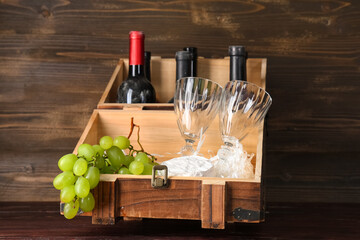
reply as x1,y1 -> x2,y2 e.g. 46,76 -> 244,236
92,144 -> 104,157
123,155 -> 134,168
80,192 -> 95,212
77,144 -> 95,161
63,199 -> 79,220
75,176 -> 90,198
135,152 -> 150,164
118,167 -> 131,175
101,165 -> 117,174
60,185 -> 75,203
113,136 -> 130,150
129,161 -> 144,175
53,171 -> 76,190
107,146 -> 125,169
95,155 -> 105,169
99,136 -> 113,150
84,166 -> 100,189
58,153 -> 77,172
73,158 -> 88,176
141,163 -> 153,175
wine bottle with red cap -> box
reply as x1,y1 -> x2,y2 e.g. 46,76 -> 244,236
117,31 -> 156,103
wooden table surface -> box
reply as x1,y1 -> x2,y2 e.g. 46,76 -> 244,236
0,202 -> 359,239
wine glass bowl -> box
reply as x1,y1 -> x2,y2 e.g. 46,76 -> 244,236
213,80 -> 272,178
219,80 -> 272,148
174,77 -> 223,155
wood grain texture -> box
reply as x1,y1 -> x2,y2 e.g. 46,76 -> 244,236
116,178 -> 202,220
201,182 -> 226,229
92,181 -> 116,225
85,170 -> 263,226
0,202 -> 359,239
90,177 -> 263,225
0,0 -> 359,202
226,182 -> 262,222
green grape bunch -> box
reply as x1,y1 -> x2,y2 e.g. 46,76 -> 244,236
96,135 -> 158,176
53,131 -> 158,220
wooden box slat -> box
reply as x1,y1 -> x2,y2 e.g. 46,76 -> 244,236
97,57 -> 266,109
201,181 -> 226,229
92,181 -> 116,225
116,179 -> 202,220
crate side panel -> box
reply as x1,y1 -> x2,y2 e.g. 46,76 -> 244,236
226,182 -> 261,222
95,110 -> 259,164
201,183 -> 226,229
197,58 -> 265,88
198,58 -> 228,86
117,179 -> 202,220
73,111 -> 99,154
100,58 -> 266,106
247,59 -> 266,88
107,63 -> 124,104
152,58 -> 176,103
92,181 -> 116,224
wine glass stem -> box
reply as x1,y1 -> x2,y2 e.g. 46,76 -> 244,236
181,139 -> 195,156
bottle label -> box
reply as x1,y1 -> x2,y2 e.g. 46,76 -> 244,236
129,31 -> 144,65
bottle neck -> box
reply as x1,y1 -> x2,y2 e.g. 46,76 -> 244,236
144,51 -> 151,81
183,47 -> 197,77
176,51 -> 192,80
128,65 -> 145,77
177,59 -> 192,80
230,55 -> 247,81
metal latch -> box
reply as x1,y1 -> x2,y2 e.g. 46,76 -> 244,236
151,165 -> 169,189
232,207 -> 260,221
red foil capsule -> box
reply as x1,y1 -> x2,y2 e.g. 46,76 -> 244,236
129,31 -> 144,65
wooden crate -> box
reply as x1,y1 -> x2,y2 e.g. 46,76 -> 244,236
74,57 -> 267,229
74,109 -> 265,229
97,57 -> 267,109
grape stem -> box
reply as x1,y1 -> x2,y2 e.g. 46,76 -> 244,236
127,117 -> 157,162
127,117 -> 144,152
104,158 -> 112,166
128,145 -> 156,162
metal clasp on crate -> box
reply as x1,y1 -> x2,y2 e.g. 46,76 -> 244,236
232,207 -> 260,221
151,165 -> 169,189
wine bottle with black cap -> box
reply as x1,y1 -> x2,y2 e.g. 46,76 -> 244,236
183,47 -> 197,77
229,46 -> 247,81
144,51 -> 151,82
168,50 -> 192,103
117,31 -> 156,103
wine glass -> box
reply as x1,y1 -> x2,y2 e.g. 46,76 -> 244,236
217,80 -> 272,174
174,77 -> 223,156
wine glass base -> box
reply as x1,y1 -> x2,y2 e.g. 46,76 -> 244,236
214,143 -> 255,179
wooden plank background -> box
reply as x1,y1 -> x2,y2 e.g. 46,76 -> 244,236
0,0 -> 359,202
